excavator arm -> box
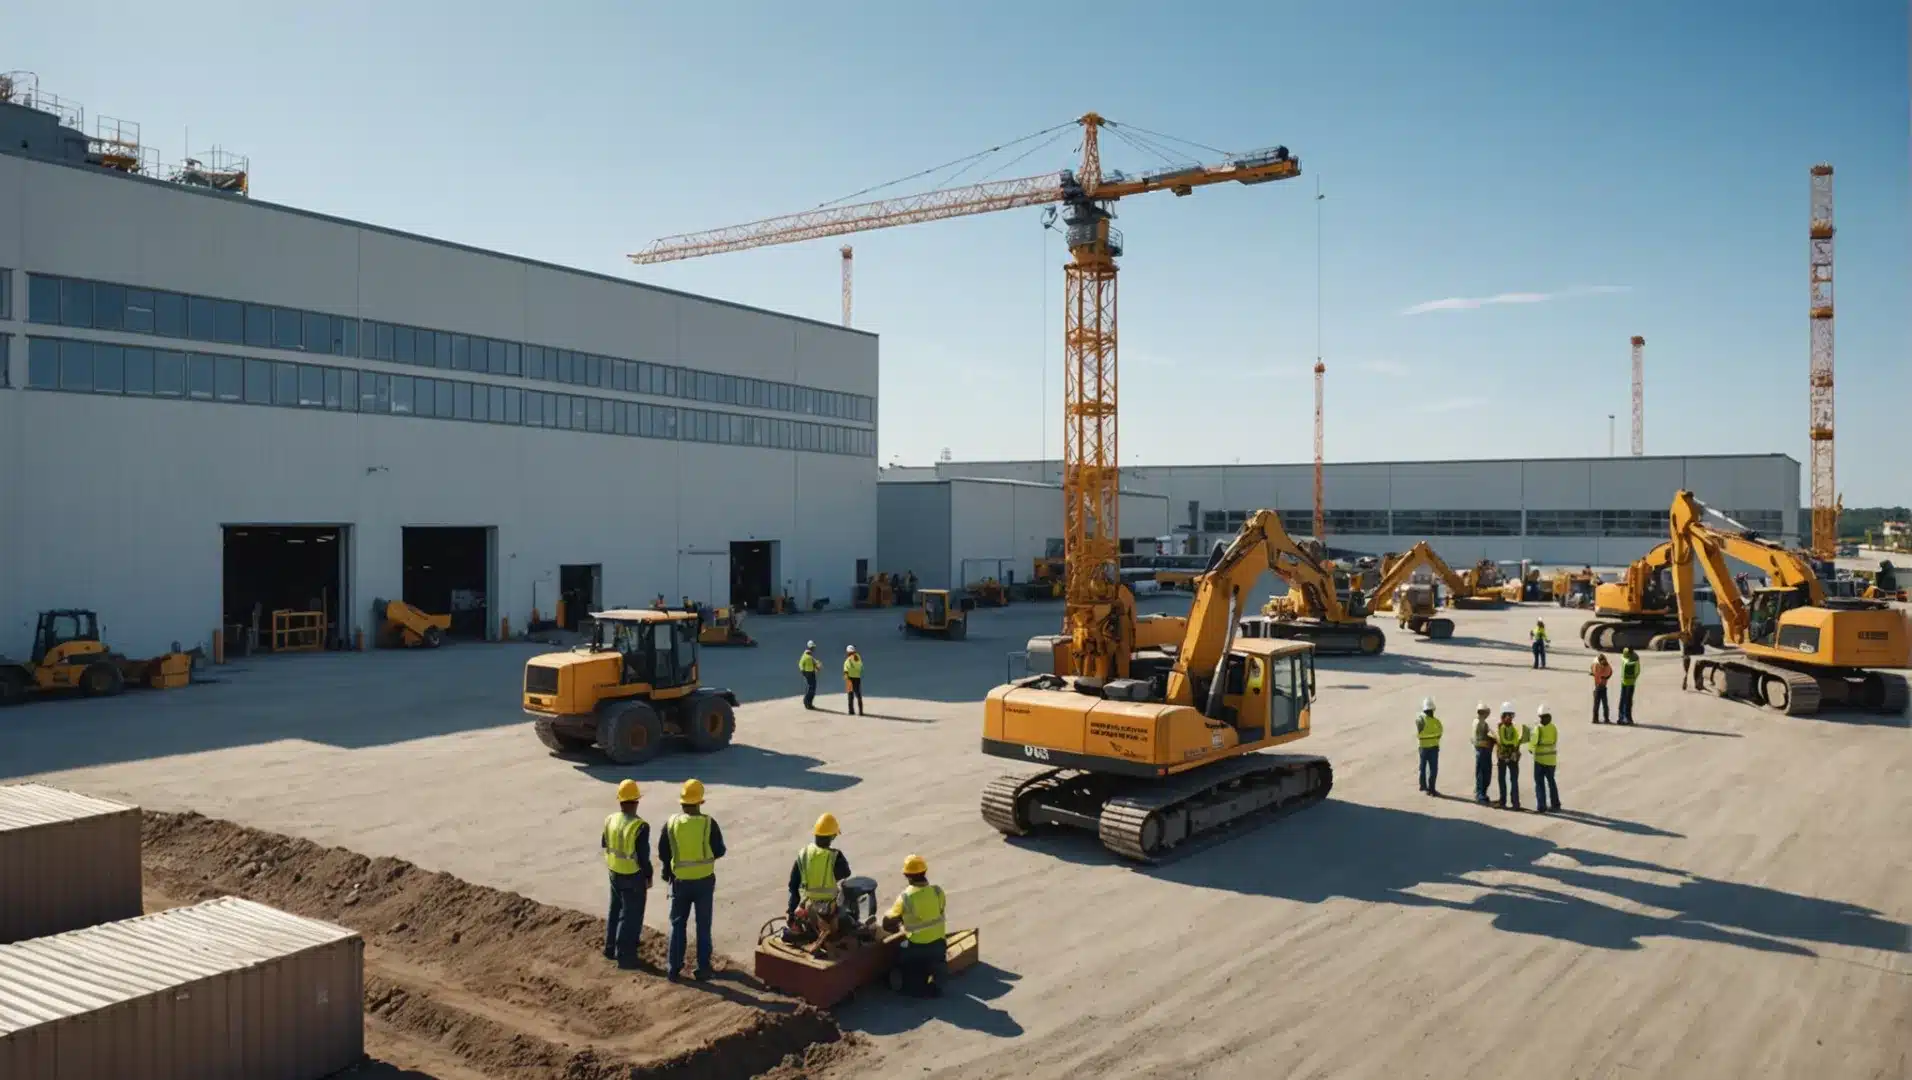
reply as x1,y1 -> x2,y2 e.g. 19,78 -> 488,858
1368,542 -> 1467,612
1669,490 -> 1824,644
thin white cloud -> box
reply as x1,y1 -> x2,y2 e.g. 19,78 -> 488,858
1411,395 -> 1489,414
1401,284 -> 1629,316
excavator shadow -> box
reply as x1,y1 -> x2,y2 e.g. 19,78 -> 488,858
837,960 -> 1025,1037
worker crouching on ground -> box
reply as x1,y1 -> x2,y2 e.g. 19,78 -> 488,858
844,645 -> 865,715
1531,620 -> 1550,669
1618,647 -> 1641,725
799,641 -> 820,709
883,854 -> 948,999
601,779 -> 652,970
1471,702 -> 1494,804
660,778 -> 726,982
785,813 -> 854,949
1494,703 -> 1528,810
1590,653 -> 1613,723
1414,697 -> 1443,796
1531,705 -> 1561,813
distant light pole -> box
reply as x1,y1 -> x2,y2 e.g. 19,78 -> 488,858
1608,414 -> 1616,457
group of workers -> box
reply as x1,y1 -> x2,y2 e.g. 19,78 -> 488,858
1415,698 -> 1561,811
798,640 -> 866,714
597,778 -> 951,997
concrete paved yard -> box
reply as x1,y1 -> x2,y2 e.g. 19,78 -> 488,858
5,596 -> 1907,1079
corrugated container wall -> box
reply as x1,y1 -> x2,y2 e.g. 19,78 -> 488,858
0,784 -> 141,944
0,896 -> 364,1080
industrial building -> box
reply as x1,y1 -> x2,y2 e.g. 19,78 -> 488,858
0,88 -> 878,658
884,454 -> 1801,566
878,477 -> 1170,591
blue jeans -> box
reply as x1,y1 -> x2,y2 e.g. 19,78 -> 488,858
1532,641 -> 1547,668
668,876 -> 715,975
1474,747 -> 1493,801
1592,686 -> 1610,722
1417,746 -> 1439,792
803,671 -> 817,708
605,872 -> 646,964
1534,762 -> 1559,811
1618,684 -> 1636,724
1497,759 -> 1521,806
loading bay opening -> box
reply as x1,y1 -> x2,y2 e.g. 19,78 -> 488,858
222,525 -> 346,654
559,564 -> 601,630
729,540 -> 776,610
402,527 -> 493,640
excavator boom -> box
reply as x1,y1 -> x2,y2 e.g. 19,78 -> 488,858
1365,542 -> 1463,639
1231,512 -> 1387,656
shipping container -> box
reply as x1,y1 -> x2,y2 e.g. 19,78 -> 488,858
0,896 -> 365,1080
0,784 -> 141,944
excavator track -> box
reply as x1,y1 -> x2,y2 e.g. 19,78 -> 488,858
980,769 -> 1067,836
1693,655 -> 1905,717
1096,753 -> 1333,863
1248,617 -> 1385,657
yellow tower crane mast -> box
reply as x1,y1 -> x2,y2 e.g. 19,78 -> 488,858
629,114 -> 1302,679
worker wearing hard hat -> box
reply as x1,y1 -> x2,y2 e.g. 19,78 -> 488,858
1531,705 -> 1561,813
786,813 -> 855,941
1470,702 -> 1495,804
798,641 -> 820,710
600,779 -> 652,970
843,645 -> 865,716
882,854 -> 948,999
1414,697 -> 1443,797
658,778 -> 726,982
1530,619 -> 1550,669
1618,646 -> 1641,725
1494,703 -> 1529,810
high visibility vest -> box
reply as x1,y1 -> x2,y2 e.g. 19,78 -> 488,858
1532,722 -> 1559,766
1621,657 -> 1641,686
1416,712 -> 1443,748
798,843 -> 838,903
799,651 -> 819,673
603,812 -> 645,876
844,655 -> 863,679
1532,626 -> 1549,643
1495,723 -> 1526,761
898,883 -> 947,945
1473,718 -> 1494,748
667,813 -> 716,880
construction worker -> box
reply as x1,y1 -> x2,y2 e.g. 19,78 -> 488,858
798,641 -> 820,710
1530,619 -> 1550,669
1471,702 -> 1495,804
1531,705 -> 1561,813
786,813 -> 854,940
1590,652 -> 1613,723
1414,697 -> 1443,796
882,854 -> 948,999
843,645 -> 865,715
1680,625 -> 1705,691
1618,646 -> 1641,725
659,778 -> 726,982
601,779 -> 652,970
1494,703 -> 1527,810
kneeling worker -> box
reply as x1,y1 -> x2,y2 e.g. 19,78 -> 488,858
786,813 -> 854,946
882,854 -> 948,999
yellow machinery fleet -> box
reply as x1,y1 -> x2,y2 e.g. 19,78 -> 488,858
1552,568 -> 1598,608
1366,541 -> 1469,640
982,510 -> 1332,861
1669,491 -> 1909,716
902,589 -> 973,640
522,609 -> 738,764
1578,543 -> 1683,651
0,609 -> 191,704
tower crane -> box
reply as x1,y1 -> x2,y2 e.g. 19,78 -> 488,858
629,114 -> 1302,681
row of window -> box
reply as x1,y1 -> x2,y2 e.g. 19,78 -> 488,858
23,272 -> 875,424
21,336 -> 876,457
1198,507 -> 1791,539
0,269 -> 12,321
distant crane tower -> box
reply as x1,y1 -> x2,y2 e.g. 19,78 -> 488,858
840,245 -> 854,327
1630,336 -> 1645,456
1808,164 -> 1837,558
1313,361 -> 1326,540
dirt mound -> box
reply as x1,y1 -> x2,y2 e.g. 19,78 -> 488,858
142,811 -> 853,1080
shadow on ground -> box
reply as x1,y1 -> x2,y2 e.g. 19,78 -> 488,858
570,746 -> 861,793
839,961 -> 1025,1038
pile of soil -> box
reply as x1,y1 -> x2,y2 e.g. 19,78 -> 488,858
141,811 -> 857,1080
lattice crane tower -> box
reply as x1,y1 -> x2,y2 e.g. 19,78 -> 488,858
1630,336 -> 1645,456
840,246 -> 853,328
1313,361 -> 1326,540
1808,164 -> 1836,558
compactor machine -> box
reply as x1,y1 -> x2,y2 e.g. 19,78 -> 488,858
983,510 -> 1332,861
1669,491 -> 1909,716
902,589 -> 973,639
522,609 -> 738,764
753,875 -> 980,1008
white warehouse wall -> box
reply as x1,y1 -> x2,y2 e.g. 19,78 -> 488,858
877,478 -> 1169,591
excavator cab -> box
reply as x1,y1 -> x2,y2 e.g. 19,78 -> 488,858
1745,586 -> 1812,649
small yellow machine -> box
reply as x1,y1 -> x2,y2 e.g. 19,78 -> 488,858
854,573 -> 895,609
0,610 -> 191,705
965,578 -> 1010,608
1552,568 -> 1598,608
376,598 -> 451,648
696,606 -> 758,647
902,590 -> 973,640
1365,541 -> 1464,638
522,609 -> 738,764
1579,543 -> 1681,651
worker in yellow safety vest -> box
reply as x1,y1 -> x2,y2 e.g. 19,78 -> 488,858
659,779 -> 726,982
1494,702 -> 1529,810
1530,705 -> 1561,813
1414,697 -> 1444,797
843,645 -> 865,715
1531,619 -> 1550,669
1471,702 -> 1495,804
799,641 -> 820,710
785,812 -> 855,942
883,854 -> 949,999
600,779 -> 652,969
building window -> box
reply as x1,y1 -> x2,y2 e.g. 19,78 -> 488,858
59,339 -> 94,390
27,337 -> 57,387
216,355 -> 243,401
93,344 -> 124,393
303,312 -> 328,354
155,350 -> 185,395
245,358 -> 272,404
154,292 -> 186,337
1324,509 -> 1390,534
125,290 -> 155,333
61,279 -> 95,328
215,300 -> 245,345
1392,509 -> 1522,537
391,375 -> 414,414
0,269 -> 12,320
300,365 -> 325,407
93,284 -> 125,331
28,275 -> 58,323
125,348 -> 154,395
1729,510 -> 1784,536
188,296 -> 216,341
188,354 -> 216,400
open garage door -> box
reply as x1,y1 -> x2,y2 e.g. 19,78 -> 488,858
223,525 -> 346,654
730,540 -> 777,610
402,527 -> 493,640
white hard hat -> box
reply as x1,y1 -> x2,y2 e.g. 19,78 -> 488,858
1420,697 -> 1434,712
846,644 -> 856,653
1537,703 -> 1552,717
1476,701 -> 1489,713
805,640 -> 815,649
1499,701 -> 1515,714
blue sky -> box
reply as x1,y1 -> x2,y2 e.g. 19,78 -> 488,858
14,1 -> 1908,503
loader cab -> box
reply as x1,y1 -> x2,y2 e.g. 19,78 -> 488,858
592,611 -> 700,691
32,610 -> 104,666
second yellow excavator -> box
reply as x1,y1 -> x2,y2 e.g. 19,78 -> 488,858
983,510 -> 1332,861
1577,542 -> 1684,652
1232,514 -> 1387,655
1366,541 -> 1472,639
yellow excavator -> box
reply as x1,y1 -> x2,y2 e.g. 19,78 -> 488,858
1669,491 -> 1909,716
982,510 -> 1331,861
1578,543 -> 1684,652
1451,560 -> 1512,608
1236,513 -> 1386,655
1366,541 -> 1466,639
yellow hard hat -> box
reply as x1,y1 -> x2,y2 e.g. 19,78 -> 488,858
814,812 -> 840,837
615,779 -> 640,803
901,853 -> 928,875
680,778 -> 706,805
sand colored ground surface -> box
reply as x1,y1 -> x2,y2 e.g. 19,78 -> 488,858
7,594 -> 1907,1079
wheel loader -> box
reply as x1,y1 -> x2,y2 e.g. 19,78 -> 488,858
522,609 -> 738,764
0,610 -> 192,705
902,590 -> 973,639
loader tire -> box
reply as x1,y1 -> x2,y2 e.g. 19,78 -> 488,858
423,626 -> 444,649
598,702 -> 665,766
684,696 -> 736,753
533,719 -> 593,755
0,668 -> 26,707
949,619 -> 968,641
80,662 -> 124,698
